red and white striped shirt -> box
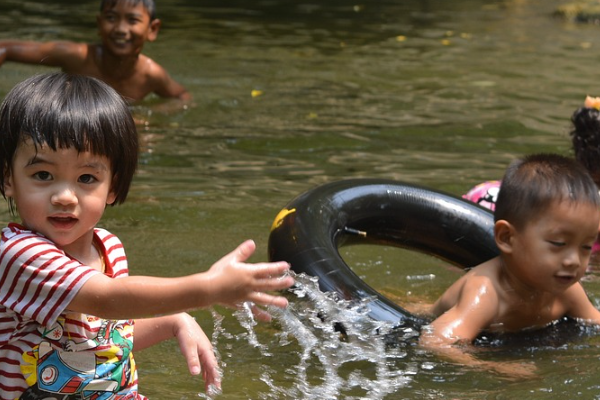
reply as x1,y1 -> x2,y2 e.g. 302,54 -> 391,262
0,223 -> 146,399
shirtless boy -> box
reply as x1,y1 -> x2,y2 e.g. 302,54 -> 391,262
420,153 -> 600,377
0,0 -> 190,101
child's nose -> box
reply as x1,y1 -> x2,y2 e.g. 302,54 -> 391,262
51,185 -> 78,206
563,250 -> 582,270
114,18 -> 128,33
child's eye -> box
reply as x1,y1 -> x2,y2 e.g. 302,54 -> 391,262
548,240 -> 565,247
33,171 -> 52,181
79,174 -> 97,184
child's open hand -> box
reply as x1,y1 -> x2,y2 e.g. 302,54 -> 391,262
205,240 -> 294,310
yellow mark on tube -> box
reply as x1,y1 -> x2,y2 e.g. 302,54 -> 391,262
271,208 -> 296,231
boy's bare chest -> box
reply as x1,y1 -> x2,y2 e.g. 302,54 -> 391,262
68,48 -> 152,101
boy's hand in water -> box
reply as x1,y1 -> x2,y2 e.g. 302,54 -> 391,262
485,360 -> 537,380
420,330 -> 537,381
204,240 -> 294,311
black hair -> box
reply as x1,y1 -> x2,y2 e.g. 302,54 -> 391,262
100,0 -> 157,20
570,106 -> 600,187
494,153 -> 600,229
0,72 -> 138,207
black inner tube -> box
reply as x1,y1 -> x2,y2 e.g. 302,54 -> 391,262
268,179 -> 498,329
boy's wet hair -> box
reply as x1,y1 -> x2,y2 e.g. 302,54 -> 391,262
0,72 -> 138,206
494,153 -> 600,229
100,0 -> 156,20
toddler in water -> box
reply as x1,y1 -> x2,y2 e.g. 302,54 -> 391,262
0,72 -> 293,399
0,0 -> 189,101
421,153 -> 600,377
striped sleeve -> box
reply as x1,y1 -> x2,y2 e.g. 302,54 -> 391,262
94,228 -> 129,279
0,226 -> 101,328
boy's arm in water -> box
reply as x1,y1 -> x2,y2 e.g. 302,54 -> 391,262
564,282 -> 600,324
147,60 -> 191,101
420,274 -> 536,379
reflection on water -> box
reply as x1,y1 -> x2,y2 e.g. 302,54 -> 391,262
4,0 -> 600,398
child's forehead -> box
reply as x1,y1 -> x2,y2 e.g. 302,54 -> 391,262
17,134 -> 105,159
526,199 -> 600,228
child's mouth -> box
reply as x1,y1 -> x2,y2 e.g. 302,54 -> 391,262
112,37 -> 129,46
49,216 -> 78,229
554,275 -> 576,285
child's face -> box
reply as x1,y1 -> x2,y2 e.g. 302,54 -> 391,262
506,199 -> 600,294
4,139 -> 116,255
97,1 -> 160,58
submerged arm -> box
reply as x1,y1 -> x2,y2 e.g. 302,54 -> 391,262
419,277 -> 536,379
565,282 -> 600,324
146,58 -> 191,101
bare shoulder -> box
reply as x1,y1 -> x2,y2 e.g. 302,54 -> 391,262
51,42 -> 92,70
424,264 -> 501,344
458,268 -> 500,307
141,54 -> 190,99
432,261 -> 500,317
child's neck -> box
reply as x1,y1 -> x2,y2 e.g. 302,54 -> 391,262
499,260 -> 553,305
60,230 -> 104,272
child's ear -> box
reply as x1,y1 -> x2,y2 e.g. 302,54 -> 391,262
3,173 -> 14,198
147,19 -> 162,42
494,220 -> 515,254
106,190 -> 117,206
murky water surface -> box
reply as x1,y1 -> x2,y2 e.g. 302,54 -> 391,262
3,0 -> 600,398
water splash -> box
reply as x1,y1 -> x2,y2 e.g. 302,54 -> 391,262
216,272 -> 420,399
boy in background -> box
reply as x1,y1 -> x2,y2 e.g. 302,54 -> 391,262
0,0 -> 190,102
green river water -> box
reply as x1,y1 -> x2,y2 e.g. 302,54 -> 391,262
3,0 -> 600,398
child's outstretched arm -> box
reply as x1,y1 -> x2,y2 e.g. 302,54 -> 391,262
0,40 -> 86,69
134,313 -> 221,393
69,239 -> 294,319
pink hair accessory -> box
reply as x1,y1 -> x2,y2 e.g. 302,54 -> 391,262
584,95 -> 600,110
